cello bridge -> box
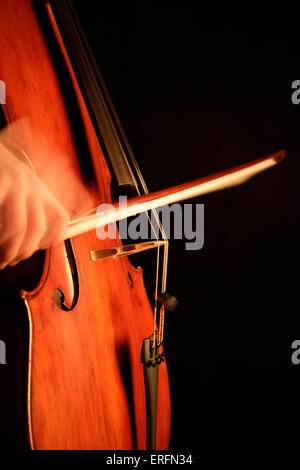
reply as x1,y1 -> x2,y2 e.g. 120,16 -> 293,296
89,240 -> 167,261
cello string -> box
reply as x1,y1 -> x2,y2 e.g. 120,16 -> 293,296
152,244 -> 161,349
158,242 -> 169,344
116,141 -> 169,344
112,117 -> 170,302
99,73 -> 171,303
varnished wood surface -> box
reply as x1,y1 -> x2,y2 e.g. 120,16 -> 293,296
0,0 -> 171,449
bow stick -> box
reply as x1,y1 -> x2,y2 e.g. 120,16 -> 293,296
65,150 -> 285,239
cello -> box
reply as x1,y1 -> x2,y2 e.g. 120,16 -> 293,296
0,0 -> 284,450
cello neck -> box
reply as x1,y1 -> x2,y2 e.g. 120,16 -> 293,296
46,0 -> 138,191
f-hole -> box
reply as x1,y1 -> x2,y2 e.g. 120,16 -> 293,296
53,239 -> 79,311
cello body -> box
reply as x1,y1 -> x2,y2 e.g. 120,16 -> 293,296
0,0 -> 171,449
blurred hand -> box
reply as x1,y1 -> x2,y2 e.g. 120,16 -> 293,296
0,142 -> 70,270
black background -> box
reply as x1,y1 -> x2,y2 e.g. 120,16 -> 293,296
72,2 -> 300,450
0,1 -> 299,454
